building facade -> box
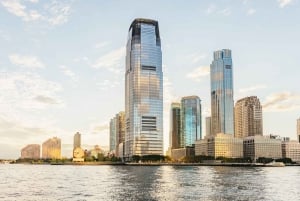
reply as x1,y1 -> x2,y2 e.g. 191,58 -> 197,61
206,117 -> 212,137
169,102 -> 181,149
125,18 -> 163,157
195,133 -> 243,158
109,116 -> 117,153
42,137 -> 61,159
181,96 -> 202,147
73,132 -> 81,149
297,118 -> 300,143
234,96 -> 263,138
116,111 -> 125,156
282,140 -> 300,163
210,49 -> 234,136
21,144 -> 40,159
243,136 -> 282,161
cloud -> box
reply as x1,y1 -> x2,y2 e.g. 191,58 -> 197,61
92,47 -> 125,74
205,4 -> 216,14
219,8 -> 231,16
0,72 -> 63,111
95,41 -> 110,49
1,0 -> 73,26
278,0 -> 294,8
247,8 -> 256,15
59,65 -> 78,82
9,54 -> 45,69
186,66 -> 210,81
90,122 -> 109,134
205,5 -> 231,16
262,92 -> 300,112
96,79 -> 120,90
238,84 -> 267,93
187,52 -> 207,64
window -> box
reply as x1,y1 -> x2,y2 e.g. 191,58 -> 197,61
142,65 -> 156,71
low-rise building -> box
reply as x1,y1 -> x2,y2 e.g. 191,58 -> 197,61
282,140 -> 300,163
21,144 -> 40,159
171,147 -> 195,161
243,135 -> 282,161
195,133 -> 243,158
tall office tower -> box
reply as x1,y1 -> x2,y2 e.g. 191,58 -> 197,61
109,116 -> 117,152
73,132 -> 81,149
116,111 -> 125,146
169,103 -> 181,149
125,18 -> 163,157
181,96 -> 202,147
210,49 -> 234,135
234,96 -> 263,138
42,137 -> 61,159
206,117 -> 212,137
297,118 -> 300,143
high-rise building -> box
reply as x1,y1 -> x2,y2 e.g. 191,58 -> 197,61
297,118 -> 300,143
234,96 -> 263,138
21,144 -> 40,159
206,117 -> 212,137
109,117 -> 117,153
73,132 -> 81,149
125,18 -> 163,157
42,137 -> 61,159
210,49 -> 234,135
169,102 -> 181,149
181,96 -> 202,147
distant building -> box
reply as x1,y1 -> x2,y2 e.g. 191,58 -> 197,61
90,145 -> 103,159
169,102 -> 181,149
234,96 -> 263,138
210,49 -> 234,136
181,96 -> 202,147
206,117 -> 212,137
21,144 -> 40,159
171,147 -> 195,161
297,118 -> 300,143
243,135 -> 282,161
42,137 -> 61,159
110,111 -> 125,157
73,132 -> 81,149
282,140 -> 300,163
195,133 -> 243,158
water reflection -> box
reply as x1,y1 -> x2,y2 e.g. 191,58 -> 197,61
0,165 -> 299,201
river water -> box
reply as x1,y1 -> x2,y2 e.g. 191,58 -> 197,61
0,164 -> 299,201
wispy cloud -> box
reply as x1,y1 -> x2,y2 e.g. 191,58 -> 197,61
59,65 -> 78,82
1,0 -> 73,26
95,41 -> 110,49
90,122 -> 109,134
247,8 -> 256,15
186,52 -> 207,64
34,95 -> 58,105
205,4 -> 216,15
9,54 -> 45,69
92,47 -> 125,74
205,4 -> 231,16
219,8 -> 231,16
186,66 -> 210,81
96,79 -> 120,90
278,0 -> 294,8
262,92 -> 300,112
238,84 -> 267,93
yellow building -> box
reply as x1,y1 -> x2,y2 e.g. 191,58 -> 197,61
42,137 -> 61,159
195,133 -> 243,158
282,140 -> 300,163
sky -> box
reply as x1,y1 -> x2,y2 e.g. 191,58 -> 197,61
0,0 -> 300,159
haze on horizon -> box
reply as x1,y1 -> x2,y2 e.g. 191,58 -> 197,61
0,0 -> 300,159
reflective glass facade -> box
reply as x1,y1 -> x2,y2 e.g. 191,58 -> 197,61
169,102 -> 181,149
125,19 -> 163,157
210,49 -> 234,135
181,96 -> 202,147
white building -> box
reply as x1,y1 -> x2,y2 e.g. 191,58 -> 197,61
243,135 -> 282,161
282,140 -> 300,163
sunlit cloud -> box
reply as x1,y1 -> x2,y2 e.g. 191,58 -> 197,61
186,66 -> 210,81
186,52 -> 207,64
59,65 -> 78,82
9,54 -> 45,69
92,47 -> 125,74
278,0 -> 294,8
262,92 -> 300,112
46,0 -> 72,26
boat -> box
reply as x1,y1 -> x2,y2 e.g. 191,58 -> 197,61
265,161 -> 285,167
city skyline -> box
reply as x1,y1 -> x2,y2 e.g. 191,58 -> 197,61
1,0 -> 300,159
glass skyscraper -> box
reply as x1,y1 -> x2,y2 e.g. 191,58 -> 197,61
125,18 -> 163,157
210,49 -> 234,135
181,96 -> 202,147
169,102 -> 181,149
